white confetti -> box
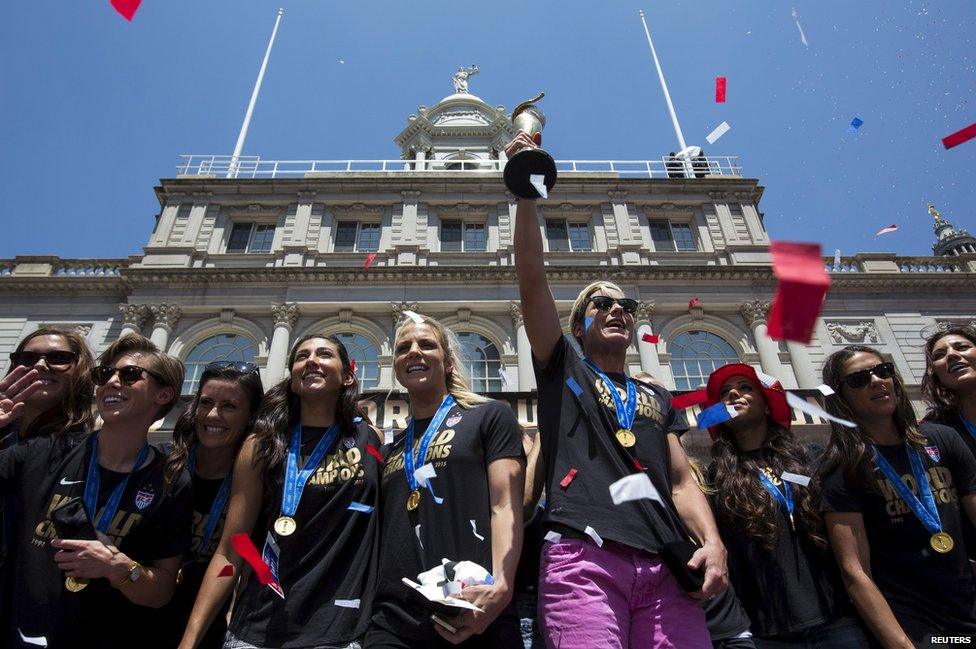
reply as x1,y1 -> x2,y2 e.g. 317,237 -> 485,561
816,384 -> 836,396
338,59 -> 345,64
470,519 -> 485,541
544,530 -> 562,544
609,473 -> 662,505
384,427 -> 394,445
414,463 -> 436,487
705,121 -> 731,145
415,524 -> 423,548
334,598 -> 360,608
584,525 -> 603,547
755,370 -> 778,388
402,310 -> 424,324
19,630 -> 47,647
781,471 -> 812,487
786,392 -> 856,428
529,174 -> 548,199
498,367 -> 509,387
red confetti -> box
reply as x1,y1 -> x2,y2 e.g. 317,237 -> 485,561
350,358 -> 357,373
875,224 -> 898,236
671,389 -> 708,410
633,458 -> 645,471
231,533 -> 273,586
363,253 -> 377,269
942,122 -> 976,150
688,297 -> 701,309
559,468 -> 578,489
110,0 -> 141,20
715,76 -> 727,103
641,333 -> 659,344
366,443 -> 385,465
767,241 -> 830,345
217,564 -> 235,578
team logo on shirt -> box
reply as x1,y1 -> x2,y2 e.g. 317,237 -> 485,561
446,414 -> 463,428
135,488 -> 155,510
307,447 -> 366,486
876,465 -> 957,520
594,379 -> 664,425
924,445 -> 941,462
342,436 -> 356,450
382,428 -> 455,478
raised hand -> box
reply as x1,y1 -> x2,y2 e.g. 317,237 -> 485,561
0,365 -> 43,429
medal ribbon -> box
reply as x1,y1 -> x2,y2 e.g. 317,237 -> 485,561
583,359 -> 637,432
404,395 -> 456,493
756,470 -> 794,521
961,416 -> 976,442
186,449 -> 233,560
281,422 -> 339,518
84,432 -> 151,534
872,445 -> 943,536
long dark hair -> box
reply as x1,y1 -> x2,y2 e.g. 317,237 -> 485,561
711,420 -> 827,552
7,328 -> 95,438
165,366 -> 265,485
817,345 -> 926,493
251,334 -> 362,492
922,324 -> 976,422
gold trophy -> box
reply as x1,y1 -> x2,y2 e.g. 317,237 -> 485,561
504,93 -> 557,199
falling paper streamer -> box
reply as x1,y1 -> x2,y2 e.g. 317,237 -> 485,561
498,368 -> 510,387
415,524 -> 423,548
816,384 -> 836,396
943,122 -> 976,149
688,296 -> 701,309
111,0 -> 142,20
383,428 -> 395,445
791,7 -> 809,47
363,253 -> 377,269
529,174 -> 548,199
786,391 -> 856,428
876,224 -> 898,236
218,564 -> 235,578
232,533 -> 274,586
671,389 -> 708,410
366,443 -> 385,464
705,121 -> 730,145
696,402 -> 738,429
676,145 -> 701,159
584,316 -> 594,332
767,241 -> 830,344
560,468 -> 578,488
847,117 -> 863,135
470,519 -> 485,541
755,370 -> 778,388
414,464 -> 444,504
781,471 -> 812,487
402,310 -> 424,325
335,599 -> 360,608
715,76 -> 727,103
566,377 -> 583,398
641,333 -> 659,344
347,502 -> 375,513
584,525 -> 604,547
544,530 -> 563,544
609,473 -> 663,505
18,630 -> 47,647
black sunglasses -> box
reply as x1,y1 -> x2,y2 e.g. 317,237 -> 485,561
10,350 -> 78,369
840,362 -> 896,389
91,365 -> 165,387
204,361 -> 259,374
589,296 -> 639,315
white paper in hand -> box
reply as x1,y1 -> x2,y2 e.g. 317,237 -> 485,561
781,471 -> 812,487
706,121 -> 731,145
786,391 -> 856,428
529,174 -> 548,199
609,473 -> 662,505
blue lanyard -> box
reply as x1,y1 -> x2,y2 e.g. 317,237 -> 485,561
404,395 -> 456,492
84,433 -> 151,534
872,445 -> 943,535
281,423 -> 339,517
961,416 -> 976,442
583,359 -> 637,431
187,449 -> 232,559
757,469 -> 795,525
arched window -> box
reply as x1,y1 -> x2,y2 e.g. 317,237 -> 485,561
455,332 -> 502,392
182,333 -> 258,394
669,330 -> 739,391
333,332 -> 380,390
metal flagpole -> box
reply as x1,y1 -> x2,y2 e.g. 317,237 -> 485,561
228,8 -> 284,179
638,9 -> 687,153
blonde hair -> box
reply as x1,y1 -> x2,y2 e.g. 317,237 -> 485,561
394,314 -> 488,409
569,280 -> 626,347
99,334 -> 185,420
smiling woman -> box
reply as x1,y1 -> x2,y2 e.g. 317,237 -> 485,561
922,324 -> 976,459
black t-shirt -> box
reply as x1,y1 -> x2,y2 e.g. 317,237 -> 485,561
534,335 -> 682,552
158,471 -> 231,649
229,420 -> 382,648
925,412 -> 976,564
701,584 -> 752,641
0,431 -> 191,649
820,423 -> 976,639
371,399 -> 524,640
711,452 -> 849,637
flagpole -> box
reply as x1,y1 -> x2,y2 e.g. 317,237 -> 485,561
228,8 -> 284,179
638,9 -> 687,152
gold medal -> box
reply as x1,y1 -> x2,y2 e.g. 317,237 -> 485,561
274,515 -> 297,537
65,576 -> 88,592
615,429 -> 636,448
930,531 -> 954,553
406,490 -> 421,511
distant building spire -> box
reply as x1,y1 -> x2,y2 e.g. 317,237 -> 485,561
928,203 -> 976,257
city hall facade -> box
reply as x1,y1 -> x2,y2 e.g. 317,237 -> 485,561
2,83 -> 974,457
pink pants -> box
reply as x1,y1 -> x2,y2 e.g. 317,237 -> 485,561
538,538 -> 711,649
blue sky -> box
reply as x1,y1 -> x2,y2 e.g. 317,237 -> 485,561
1,1 -> 973,259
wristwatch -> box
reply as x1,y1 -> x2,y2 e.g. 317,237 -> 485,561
112,561 -> 144,588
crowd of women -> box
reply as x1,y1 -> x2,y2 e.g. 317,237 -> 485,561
0,134 -> 974,649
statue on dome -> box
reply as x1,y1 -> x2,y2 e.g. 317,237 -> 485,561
928,203 -> 942,220
452,65 -> 479,94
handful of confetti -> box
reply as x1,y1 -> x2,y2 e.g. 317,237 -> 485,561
402,558 -> 493,613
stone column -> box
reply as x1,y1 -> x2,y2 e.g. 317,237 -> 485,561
510,302 -> 536,391
147,304 -> 182,351
787,341 -> 819,389
739,300 -> 785,380
118,304 -> 149,338
266,303 -> 300,385
634,301 -> 665,381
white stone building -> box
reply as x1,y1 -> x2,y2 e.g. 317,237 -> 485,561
2,80 -> 974,457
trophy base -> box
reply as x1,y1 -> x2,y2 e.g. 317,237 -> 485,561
504,149 -> 557,199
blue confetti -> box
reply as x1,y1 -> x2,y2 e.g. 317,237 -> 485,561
347,502 -> 374,513
584,316 -> 594,332
847,117 -> 863,134
566,377 -> 584,397
353,416 -> 362,423
696,402 -> 735,429
426,481 -> 444,505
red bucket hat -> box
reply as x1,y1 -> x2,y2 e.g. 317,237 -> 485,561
703,363 -> 792,438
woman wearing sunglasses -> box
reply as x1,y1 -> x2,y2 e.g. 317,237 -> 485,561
0,334 -> 190,647
703,363 -> 865,648
365,313 -> 524,649
158,361 -> 264,649
818,345 -> 976,646
180,334 -> 381,649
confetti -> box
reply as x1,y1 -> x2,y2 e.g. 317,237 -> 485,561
786,391 -> 856,428
816,384 -> 836,396
350,359 -> 357,373
498,367 -> 509,387
347,502 -> 374,513
544,530 -> 562,544
366,443 -> 385,464
470,519 -> 485,541
584,316 -> 594,332
705,121 -> 730,145
353,416 -> 362,423
847,117 -> 863,135
383,428 -> 395,445
715,76 -> 727,103
942,122 -> 976,149
791,7 -> 809,47
335,599 -> 360,608
696,402 -> 738,429
338,59 -> 345,65
755,370 -> 778,388
584,525 -> 604,547
560,468 -> 578,488
231,533 -> 273,586
781,471 -> 812,487
609,473 -> 662,505
641,333 -> 659,344
217,564 -> 235,578
363,253 -> 376,269
529,174 -> 548,199
876,224 -> 898,236
18,630 -> 47,647
688,296 -> 701,309
402,310 -> 424,324
414,463 -> 436,487
767,241 -> 830,345
671,389 -> 708,410
566,377 -> 583,398
415,524 -> 423,548
111,0 -> 141,21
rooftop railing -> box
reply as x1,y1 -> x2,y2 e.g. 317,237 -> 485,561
175,154 -> 744,180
